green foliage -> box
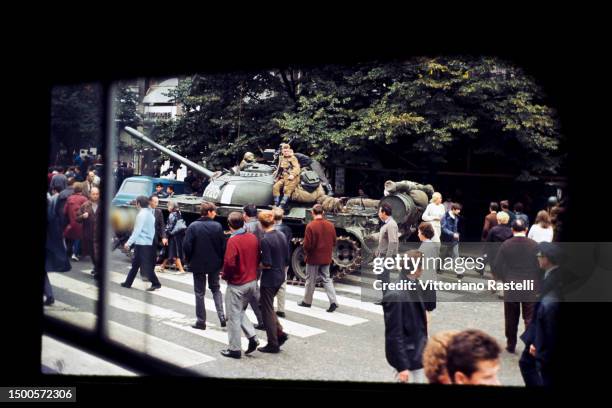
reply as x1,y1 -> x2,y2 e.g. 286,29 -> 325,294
155,57 -> 564,179
115,83 -> 141,129
50,83 -> 103,162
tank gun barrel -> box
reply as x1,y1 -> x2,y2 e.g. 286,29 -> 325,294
124,126 -> 215,178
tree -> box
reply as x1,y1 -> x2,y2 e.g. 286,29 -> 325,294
50,83 -> 103,164
155,57 -> 564,180
155,71 -> 294,169
277,57 -> 564,179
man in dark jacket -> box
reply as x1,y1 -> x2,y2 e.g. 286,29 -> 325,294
382,249 -> 429,383
441,203 -> 462,281
257,211 -> 290,353
485,211 -> 513,280
149,195 -> 168,266
56,177 -> 76,228
241,204 -> 265,329
519,242 -> 563,386
493,219 -> 543,353
500,200 -> 516,225
49,167 -> 67,194
273,207 -> 292,318
481,202 -> 499,241
183,202 -> 226,329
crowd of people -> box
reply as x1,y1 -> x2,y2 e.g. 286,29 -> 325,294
45,162 -> 104,305
45,165 -> 566,386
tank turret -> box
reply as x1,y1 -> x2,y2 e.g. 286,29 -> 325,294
118,127 -> 434,282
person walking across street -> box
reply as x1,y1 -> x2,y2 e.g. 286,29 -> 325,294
298,204 -> 339,312
242,204 -> 266,330
273,207 -> 292,318
149,194 -> 168,268
219,212 -> 261,359
183,202 -> 227,329
257,211 -> 290,353
160,200 -> 186,273
121,196 -> 162,291
493,219 -> 542,354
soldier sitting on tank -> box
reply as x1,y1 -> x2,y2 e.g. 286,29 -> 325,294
239,151 -> 257,170
273,143 -> 300,210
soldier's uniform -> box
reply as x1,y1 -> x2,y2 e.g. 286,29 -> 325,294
273,146 -> 300,209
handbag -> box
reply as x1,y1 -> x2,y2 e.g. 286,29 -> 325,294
170,217 -> 187,236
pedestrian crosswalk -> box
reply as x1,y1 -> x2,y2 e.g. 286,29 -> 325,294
46,300 -> 215,368
45,265 -> 382,372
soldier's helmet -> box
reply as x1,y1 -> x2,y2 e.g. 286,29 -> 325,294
243,152 -> 255,162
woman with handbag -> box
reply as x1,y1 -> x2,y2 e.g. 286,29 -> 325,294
160,200 -> 187,273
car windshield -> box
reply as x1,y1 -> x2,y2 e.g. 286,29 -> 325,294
120,180 -> 149,195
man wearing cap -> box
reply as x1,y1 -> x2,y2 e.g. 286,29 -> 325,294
519,242 -> 563,386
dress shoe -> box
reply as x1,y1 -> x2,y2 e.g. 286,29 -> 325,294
278,332 -> 289,346
43,297 -> 55,306
327,303 -> 338,313
245,337 -> 259,354
146,285 -> 161,291
297,301 -> 311,308
191,323 -> 206,330
219,316 -> 227,328
373,301 -> 383,306
120,282 -> 130,288
276,311 -> 286,318
220,349 -> 241,359
258,345 -> 280,353
254,323 -> 266,330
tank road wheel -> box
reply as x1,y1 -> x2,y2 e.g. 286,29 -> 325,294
290,238 -> 308,282
332,235 -> 362,280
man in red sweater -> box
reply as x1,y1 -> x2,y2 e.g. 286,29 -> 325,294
220,212 -> 261,359
298,204 -> 339,312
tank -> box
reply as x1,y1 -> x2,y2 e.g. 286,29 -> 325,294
121,126 -> 433,281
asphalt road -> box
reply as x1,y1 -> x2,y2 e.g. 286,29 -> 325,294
43,250 -> 525,386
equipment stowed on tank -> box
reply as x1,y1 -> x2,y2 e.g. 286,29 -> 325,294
121,126 -> 435,282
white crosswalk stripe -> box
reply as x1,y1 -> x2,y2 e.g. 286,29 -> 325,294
147,268 -> 382,317
47,265 -> 377,370
163,321 -> 267,349
42,335 -> 139,376
49,274 -> 258,349
44,299 -> 215,368
149,270 -> 373,323
77,269 -> 325,338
